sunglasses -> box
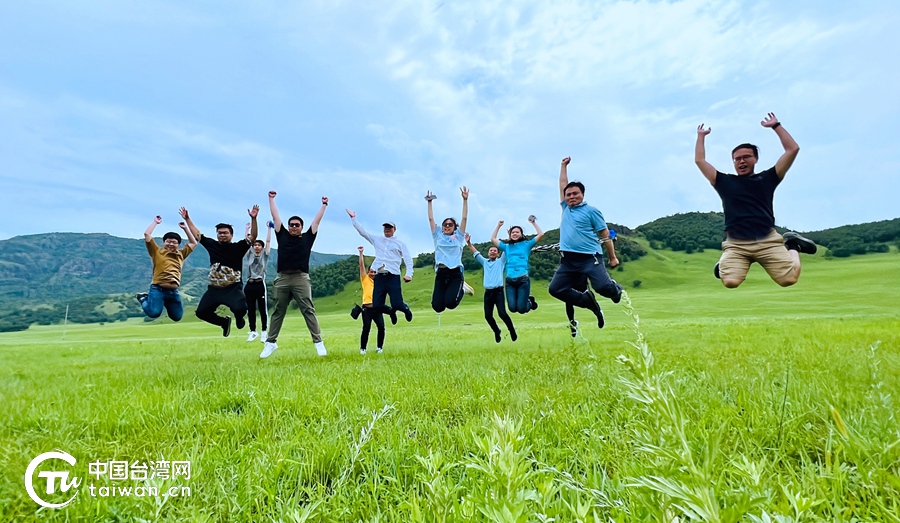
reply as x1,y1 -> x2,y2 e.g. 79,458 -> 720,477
288,223 -> 302,228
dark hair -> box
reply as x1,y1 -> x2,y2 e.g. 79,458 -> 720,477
253,240 -> 265,248
504,225 -> 525,244
215,223 -> 234,234
563,181 -> 585,195
162,232 -> 182,243
731,143 -> 759,159
441,217 -> 458,231
288,216 -> 304,228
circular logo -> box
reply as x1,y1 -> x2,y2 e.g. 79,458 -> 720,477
25,450 -> 80,509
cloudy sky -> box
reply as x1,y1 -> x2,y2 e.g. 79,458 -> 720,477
1,0 -> 897,256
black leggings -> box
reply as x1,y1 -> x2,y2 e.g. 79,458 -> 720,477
432,267 -> 464,313
484,287 -> 515,335
360,306 -> 385,349
244,280 -> 268,331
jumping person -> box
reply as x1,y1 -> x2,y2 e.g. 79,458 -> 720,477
548,157 -> 623,329
695,113 -> 816,288
466,233 -> 517,343
355,246 -> 386,355
260,191 -> 328,359
137,214 -> 197,321
346,209 -> 414,324
182,205 -> 259,336
243,220 -> 272,342
531,242 -> 586,337
426,187 -> 473,313
492,215 -> 544,314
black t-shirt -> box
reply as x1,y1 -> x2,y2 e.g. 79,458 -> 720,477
199,236 -> 252,272
275,227 -> 317,273
714,166 -> 781,240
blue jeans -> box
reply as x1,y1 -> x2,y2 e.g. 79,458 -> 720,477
505,275 -> 532,314
142,285 -> 184,321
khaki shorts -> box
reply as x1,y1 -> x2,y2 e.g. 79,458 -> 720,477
719,230 -> 796,285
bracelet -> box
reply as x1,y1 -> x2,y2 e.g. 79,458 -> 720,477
772,122 -> 781,129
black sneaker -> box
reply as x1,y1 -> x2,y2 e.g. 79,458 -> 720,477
714,262 -> 721,279
235,315 -> 245,330
510,329 -> 517,342
389,310 -> 398,325
223,316 -> 232,337
528,296 -> 538,310
350,304 -> 362,320
135,292 -> 148,305
612,284 -> 623,304
494,330 -> 502,343
783,232 -> 817,254
585,289 -> 604,329
403,306 -> 413,322
569,319 -> 579,338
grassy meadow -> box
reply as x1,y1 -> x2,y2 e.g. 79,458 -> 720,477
1,248 -> 899,521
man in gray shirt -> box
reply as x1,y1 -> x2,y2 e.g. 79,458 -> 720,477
243,220 -> 273,342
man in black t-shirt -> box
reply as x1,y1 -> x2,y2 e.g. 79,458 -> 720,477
695,112 -> 817,288
183,205 -> 260,336
260,191 -> 329,359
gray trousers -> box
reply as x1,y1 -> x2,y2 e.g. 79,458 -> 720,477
265,272 -> 322,343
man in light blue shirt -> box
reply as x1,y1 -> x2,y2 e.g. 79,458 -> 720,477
467,234 -> 517,343
548,156 -> 623,329
346,209 -> 414,323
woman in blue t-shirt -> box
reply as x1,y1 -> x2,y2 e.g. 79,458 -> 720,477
492,215 -> 544,314
426,187 -> 472,312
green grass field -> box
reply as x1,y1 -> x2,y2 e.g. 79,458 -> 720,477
2,250 -> 899,522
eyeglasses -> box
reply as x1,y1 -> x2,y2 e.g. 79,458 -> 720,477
733,155 -> 754,163
288,223 -> 302,228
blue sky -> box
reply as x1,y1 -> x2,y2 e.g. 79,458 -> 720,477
2,0 -> 898,256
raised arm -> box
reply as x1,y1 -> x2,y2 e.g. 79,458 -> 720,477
265,222 -> 272,255
465,233 -> 478,254
490,220 -> 503,246
529,215 -> 544,243
599,228 -> 619,268
180,220 -> 198,248
357,246 -> 366,278
695,124 -> 718,185
459,186 -> 469,234
310,197 -> 328,234
244,222 -> 252,242
144,215 -> 162,242
425,190 -> 437,233
178,207 -> 201,239
559,157 -> 571,201
762,112 -> 799,180
247,205 -> 259,242
268,191 -> 283,232
347,209 -> 375,244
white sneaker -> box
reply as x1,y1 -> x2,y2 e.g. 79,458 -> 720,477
246,331 -> 259,342
360,348 -> 367,355
462,282 -> 475,297
260,342 -> 278,359
260,330 -> 267,342
314,341 -> 327,356
376,347 -> 383,354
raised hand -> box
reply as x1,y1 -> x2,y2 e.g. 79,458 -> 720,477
248,205 -> 260,218
561,156 -> 571,166
358,246 -> 364,253
321,196 -> 329,206
425,190 -> 436,201
697,124 -> 711,136
498,220 -> 504,228
268,191 -> 277,199
154,215 -> 163,225
178,207 -> 189,219
178,221 -> 188,229
460,186 -> 469,200
528,214 -> 536,223
345,208 -> 356,218
760,112 -> 779,128
464,233 -> 471,243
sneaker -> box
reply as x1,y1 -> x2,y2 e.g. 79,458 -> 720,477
314,341 -> 327,357
246,331 -> 259,342
389,310 -> 398,325
612,284 -> 623,304
235,315 -> 245,330
376,347 -> 383,354
260,341 -> 278,358
585,290 -> 604,329
510,329 -> 517,342
528,296 -> 538,310
403,306 -> 413,322
222,317 -> 232,337
360,348 -> 367,355
260,330 -> 267,342
714,262 -> 721,279
783,232 -> 817,254
462,282 -> 475,297
136,292 -> 148,305
494,330 -> 502,343
350,304 -> 362,320
569,319 -> 579,338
